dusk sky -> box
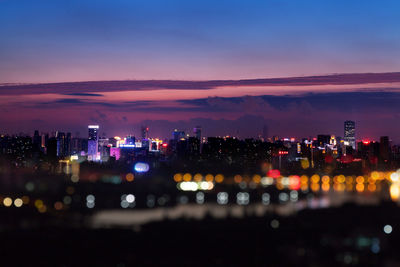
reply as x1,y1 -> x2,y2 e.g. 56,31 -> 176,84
1,0 -> 400,141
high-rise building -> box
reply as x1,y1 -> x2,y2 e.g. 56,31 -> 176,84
141,126 -> 149,140
88,125 -> 99,161
56,131 -> 66,157
41,133 -> 48,149
65,132 -> 71,156
380,136 -> 390,162
193,126 -> 202,140
344,121 -> 356,149
33,130 -> 41,152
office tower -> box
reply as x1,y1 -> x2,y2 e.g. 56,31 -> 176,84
330,135 -> 337,146
344,121 -> 356,149
71,137 -> 81,154
65,132 -> 71,156
88,125 -> 99,161
41,133 -> 48,149
32,130 -> 41,151
141,126 -> 149,140
380,136 -> 390,162
56,131 -> 66,157
193,126 -> 202,140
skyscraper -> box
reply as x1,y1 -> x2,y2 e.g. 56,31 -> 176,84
380,136 -> 390,162
88,125 -> 99,161
33,130 -> 41,152
141,126 -> 149,140
65,132 -> 71,156
56,131 -> 65,157
344,121 -> 356,149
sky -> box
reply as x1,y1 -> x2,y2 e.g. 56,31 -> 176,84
1,0 -> 400,141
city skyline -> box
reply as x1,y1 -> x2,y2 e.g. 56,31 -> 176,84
1,73 -> 400,141
1,119 -> 391,146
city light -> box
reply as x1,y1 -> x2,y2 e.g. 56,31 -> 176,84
134,162 -> 150,173
383,225 -> 393,234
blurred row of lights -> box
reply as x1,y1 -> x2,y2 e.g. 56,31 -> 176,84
173,170 -> 400,189
174,173 -> 224,183
177,181 -> 214,191
3,197 -> 23,208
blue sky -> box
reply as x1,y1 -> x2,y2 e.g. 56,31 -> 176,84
1,0 -> 400,83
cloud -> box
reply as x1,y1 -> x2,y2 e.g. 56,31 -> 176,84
1,72 -> 400,96
54,98 -> 85,104
36,98 -> 118,108
64,93 -> 104,96
27,91 -> 400,116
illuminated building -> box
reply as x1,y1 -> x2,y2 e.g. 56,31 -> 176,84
56,131 -> 66,157
98,138 -> 110,161
344,120 -> 356,150
41,133 -> 48,149
150,139 -> 163,151
88,125 -> 99,161
110,147 -> 121,160
66,132 -> 71,156
297,143 -> 301,154
329,135 -> 337,146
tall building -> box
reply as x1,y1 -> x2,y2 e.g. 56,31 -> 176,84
88,125 -> 99,161
65,132 -> 71,156
380,136 -> 390,162
33,130 -> 41,151
56,131 -> 66,157
141,126 -> 149,140
344,121 -> 356,150
193,126 -> 202,140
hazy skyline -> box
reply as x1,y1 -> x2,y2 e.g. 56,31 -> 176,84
1,73 -> 400,141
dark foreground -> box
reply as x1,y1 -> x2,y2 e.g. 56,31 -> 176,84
1,202 -> 400,267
